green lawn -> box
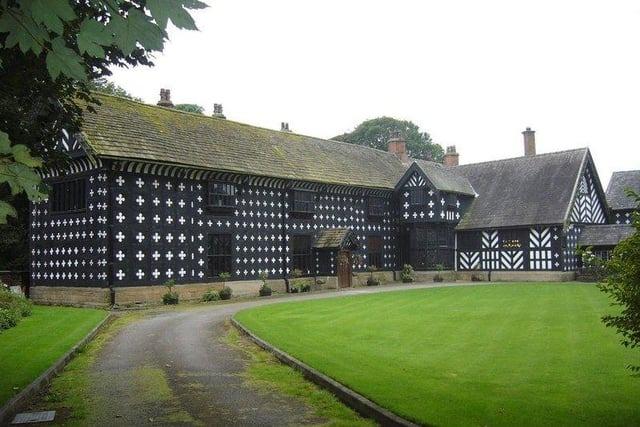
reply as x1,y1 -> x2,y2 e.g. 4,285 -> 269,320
0,305 -> 107,406
235,283 -> 640,426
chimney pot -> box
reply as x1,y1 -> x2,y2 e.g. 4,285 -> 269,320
443,145 -> 459,167
281,122 -> 290,132
387,134 -> 409,163
213,103 -> 226,119
157,88 -> 173,107
522,127 -> 536,156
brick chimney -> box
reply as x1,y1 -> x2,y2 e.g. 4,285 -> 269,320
280,122 -> 291,132
522,127 -> 536,156
387,134 -> 409,163
443,145 -> 459,167
213,103 -> 226,119
157,88 -> 173,107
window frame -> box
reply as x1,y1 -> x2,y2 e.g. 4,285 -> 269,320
290,189 -> 316,214
207,181 -> 237,210
409,187 -> 426,205
50,178 -> 87,214
367,197 -> 386,217
207,233 -> 233,278
291,234 -> 313,274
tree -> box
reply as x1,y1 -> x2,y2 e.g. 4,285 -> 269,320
332,117 -> 444,162
0,0 -> 207,224
88,78 -> 142,102
174,103 -> 204,114
599,190 -> 640,372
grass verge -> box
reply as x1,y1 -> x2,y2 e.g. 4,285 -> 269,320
0,305 -> 107,407
25,311 -> 142,426
225,325 -> 374,427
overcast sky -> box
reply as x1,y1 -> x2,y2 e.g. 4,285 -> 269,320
109,0 -> 640,187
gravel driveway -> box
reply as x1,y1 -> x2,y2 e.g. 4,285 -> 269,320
87,282 -> 474,426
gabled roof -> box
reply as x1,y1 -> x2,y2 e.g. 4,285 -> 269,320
406,160 -> 475,196
81,93 -> 407,189
452,148 -> 591,230
313,228 -> 359,250
578,224 -> 635,247
606,170 -> 640,211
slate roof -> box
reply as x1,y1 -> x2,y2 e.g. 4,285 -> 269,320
313,228 -> 358,249
81,93 -> 407,189
606,170 -> 640,210
578,224 -> 635,246
412,160 -> 475,196
452,148 -> 590,230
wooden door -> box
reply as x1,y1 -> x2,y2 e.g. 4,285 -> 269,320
337,250 -> 352,288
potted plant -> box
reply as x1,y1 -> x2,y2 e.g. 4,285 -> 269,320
258,271 -> 272,296
366,265 -> 380,286
162,280 -> 179,305
400,264 -> 415,283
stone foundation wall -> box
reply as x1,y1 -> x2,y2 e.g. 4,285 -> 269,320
115,279 -> 288,306
30,286 -> 111,308
454,270 -> 575,282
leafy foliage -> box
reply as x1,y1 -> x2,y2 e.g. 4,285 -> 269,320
332,117 -> 444,162
162,280 -> 179,305
202,289 -> 220,302
599,190 -> 640,372
219,286 -> 233,300
400,264 -> 415,283
0,283 -> 33,331
88,78 -> 142,102
174,103 -> 205,114
0,0 -> 206,224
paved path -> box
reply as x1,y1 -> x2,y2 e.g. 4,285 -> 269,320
87,282 -> 478,426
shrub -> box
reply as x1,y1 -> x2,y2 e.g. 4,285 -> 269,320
219,286 -> 233,300
0,285 -> 33,318
0,308 -> 19,331
162,280 -> 179,305
301,283 -> 311,292
367,277 -> 381,286
202,289 -> 220,302
433,274 -> 443,283
259,285 -> 272,297
258,271 -> 272,296
401,264 -> 415,283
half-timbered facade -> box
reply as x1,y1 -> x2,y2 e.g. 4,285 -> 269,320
28,91 -> 628,303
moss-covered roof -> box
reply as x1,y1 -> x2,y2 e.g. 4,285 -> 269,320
412,159 -> 475,195
313,227 -> 358,249
81,93 -> 407,189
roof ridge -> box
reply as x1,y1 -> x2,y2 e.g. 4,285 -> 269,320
90,91 -> 401,161
450,147 -> 589,169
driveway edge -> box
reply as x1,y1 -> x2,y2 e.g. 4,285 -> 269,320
231,317 -> 419,427
0,312 -> 113,424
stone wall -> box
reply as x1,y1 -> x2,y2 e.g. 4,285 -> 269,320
30,286 -> 110,307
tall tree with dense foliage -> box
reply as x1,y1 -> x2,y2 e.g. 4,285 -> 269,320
174,103 -> 205,114
332,117 -> 444,162
599,190 -> 640,372
88,77 -> 142,101
0,0 -> 206,225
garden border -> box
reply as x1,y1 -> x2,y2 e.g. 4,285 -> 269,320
0,312 -> 113,424
231,317 -> 419,427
